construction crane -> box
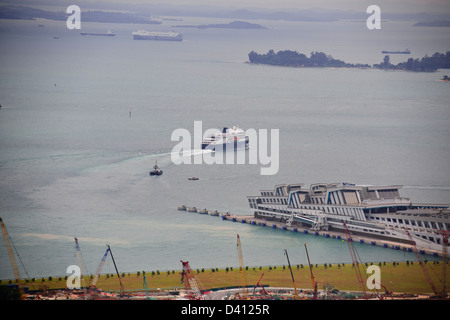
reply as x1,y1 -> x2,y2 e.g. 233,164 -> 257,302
107,245 -> 126,296
143,273 -> 150,300
403,227 -> 438,296
0,216 -> 24,298
284,249 -> 299,299
74,237 -> 86,290
180,260 -> 203,300
304,243 -> 318,299
343,222 -> 367,298
236,234 -> 247,299
253,272 -> 267,295
440,230 -> 449,296
90,246 -> 110,292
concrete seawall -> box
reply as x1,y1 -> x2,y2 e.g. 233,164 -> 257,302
178,206 -> 444,258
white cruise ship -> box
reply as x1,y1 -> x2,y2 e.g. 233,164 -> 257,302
247,182 -> 449,253
201,126 -> 249,151
132,30 -> 182,41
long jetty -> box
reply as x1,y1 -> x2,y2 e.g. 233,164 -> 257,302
178,205 -> 444,258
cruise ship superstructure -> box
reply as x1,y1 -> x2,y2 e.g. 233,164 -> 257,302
247,182 -> 449,252
201,126 -> 249,151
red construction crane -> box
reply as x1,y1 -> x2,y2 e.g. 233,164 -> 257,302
439,230 -> 449,296
180,260 -> 203,300
253,272 -> 267,295
403,227 -> 438,296
343,222 -> 367,298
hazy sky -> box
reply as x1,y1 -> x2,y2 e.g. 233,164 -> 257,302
4,0 -> 450,14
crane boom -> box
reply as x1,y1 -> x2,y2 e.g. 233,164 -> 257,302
180,260 -> 203,300
107,245 -> 126,296
74,237 -> 86,289
304,243 -> 318,299
90,247 -> 110,288
0,217 -> 21,282
343,222 -> 367,298
284,249 -> 299,298
403,227 -> 438,295
440,230 -> 449,296
236,234 -> 247,298
253,272 -> 265,294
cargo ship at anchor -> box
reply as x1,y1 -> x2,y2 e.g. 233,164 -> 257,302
132,30 -> 182,41
80,30 -> 115,36
247,182 -> 449,253
381,49 -> 410,54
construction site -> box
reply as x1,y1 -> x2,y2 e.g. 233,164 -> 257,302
1,215 -> 449,300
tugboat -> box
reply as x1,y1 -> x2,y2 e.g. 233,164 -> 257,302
149,161 -> 163,176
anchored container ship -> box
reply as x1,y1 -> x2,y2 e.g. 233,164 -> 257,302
132,30 -> 182,41
247,182 -> 449,253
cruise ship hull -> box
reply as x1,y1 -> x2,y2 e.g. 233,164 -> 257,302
201,137 -> 249,151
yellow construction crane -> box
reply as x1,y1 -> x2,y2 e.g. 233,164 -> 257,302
304,243 -> 318,299
0,216 -> 24,298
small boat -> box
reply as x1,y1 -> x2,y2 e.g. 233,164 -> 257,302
188,177 -> 199,180
187,207 -> 197,212
178,205 -> 187,211
209,210 -> 219,216
199,209 -> 208,214
149,161 -> 163,176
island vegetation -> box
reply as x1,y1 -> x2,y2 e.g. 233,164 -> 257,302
374,51 -> 450,72
413,20 -> 450,27
0,5 -> 161,24
248,50 -> 370,68
174,20 -> 266,29
249,49 -> 450,72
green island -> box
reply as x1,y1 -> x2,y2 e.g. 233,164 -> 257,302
174,20 -> 266,29
1,261 -> 448,299
248,50 -> 450,72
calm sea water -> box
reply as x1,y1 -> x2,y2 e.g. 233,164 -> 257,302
0,16 -> 449,279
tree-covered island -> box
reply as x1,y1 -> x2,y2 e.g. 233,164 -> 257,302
248,50 -> 450,72
248,50 -> 370,68
374,52 -> 450,72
